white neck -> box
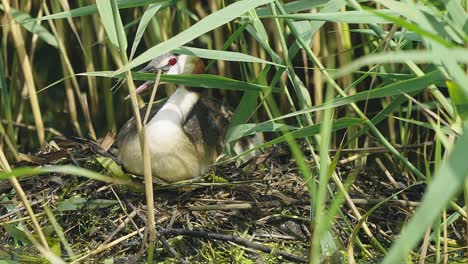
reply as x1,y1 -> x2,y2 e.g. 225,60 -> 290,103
150,87 -> 200,125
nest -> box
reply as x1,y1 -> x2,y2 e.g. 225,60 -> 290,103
1,137 -> 465,263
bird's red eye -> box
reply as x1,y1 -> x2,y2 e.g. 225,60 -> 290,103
168,58 -> 177,66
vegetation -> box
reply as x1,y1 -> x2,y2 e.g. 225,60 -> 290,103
1,0 -> 467,263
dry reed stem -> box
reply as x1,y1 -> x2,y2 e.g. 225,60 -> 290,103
44,3 -> 97,140
59,0 -> 99,119
2,0 -> 45,145
109,1 -> 156,260
70,227 -> 146,264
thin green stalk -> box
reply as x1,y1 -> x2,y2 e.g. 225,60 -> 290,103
0,45 -> 15,148
311,82 -> 335,264
252,6 -> 319,170
268,4 -> 313,125
259,73 -> 316,263
43,204 -> 76,260
274,0 -> 425,180
98,25 -> 117,132
345,0 -> 454,118
273,0 -> 388,255
109,1 -> 156,262
78,2 -> 99,120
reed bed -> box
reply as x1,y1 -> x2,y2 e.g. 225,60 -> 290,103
0,0 -> 467,263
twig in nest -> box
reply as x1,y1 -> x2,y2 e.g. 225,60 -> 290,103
65,136 -> 122,165
159,228 -> 307,263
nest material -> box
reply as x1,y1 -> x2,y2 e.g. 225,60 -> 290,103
1,138 -> 464,263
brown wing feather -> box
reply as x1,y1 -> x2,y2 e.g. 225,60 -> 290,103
183,97 -> 232,154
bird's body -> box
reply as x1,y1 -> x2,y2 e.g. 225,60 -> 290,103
116,53 -> 245,183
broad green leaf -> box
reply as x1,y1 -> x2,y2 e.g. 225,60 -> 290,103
0,5 -> 58,47
4,224 -> 30,244
87,199 -> 119,210
253,118 -> 364,150
377,0 -> 463,45
96,0 -> 127,50
447,80 -> 468,121
129,3 -> 163,60
57,197 -> 87,211
173,46 -> 283,67
371,9 -> 455,47
114,0 -> 275,75
248,7 -> 269,45
0,165 -> 131,185
333,49 -> 468,79
35,0 -> 173,21
270,70 -> 445,123
307,0 -> 347,35
96,157 -> 129,180
257,0 -> 330,15
79,71 -> 281,93
444,0 -> 468,37
261,9 -> 399,24
226,122 -> 298,143
350,29 -> 422,42
383,126 -> 468,264
227,67 -> 267,141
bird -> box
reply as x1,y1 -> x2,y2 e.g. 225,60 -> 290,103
116,53 -> 259,183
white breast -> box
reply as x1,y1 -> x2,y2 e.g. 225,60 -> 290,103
118,87 -> 212,183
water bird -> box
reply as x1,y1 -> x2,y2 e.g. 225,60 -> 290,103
117,53 -> 258,183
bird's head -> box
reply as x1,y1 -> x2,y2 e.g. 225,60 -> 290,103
134,53 -> 204,95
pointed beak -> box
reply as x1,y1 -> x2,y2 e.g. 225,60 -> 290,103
125,65 -> 159,100
133,80 -> 155,95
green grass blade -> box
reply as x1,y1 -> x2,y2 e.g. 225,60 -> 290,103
382,126 -> 468,263
377,0 -> 463,44
226,122 -> 297,143
35,0 -> 173,20
129,3 -> 164,60
269,70 -> 445,123
265,118 -> 363,147
0,5 -> 58,47
228,118 -> 364,160
96,0 -> 127,50
79,71 -> 281,93
0,165 -> 130,185
350,29 -> 422,42
0,45 -> 14,144
257,0 -> 330,15
173,46 -> 283,67
261,9 -> 398,23
114,0 -> 275,75
333,49 -> 468,78
371,8 -> 456,47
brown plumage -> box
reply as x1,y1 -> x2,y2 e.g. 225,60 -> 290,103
117,97 -> 233,181
116,53 -> 251,183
